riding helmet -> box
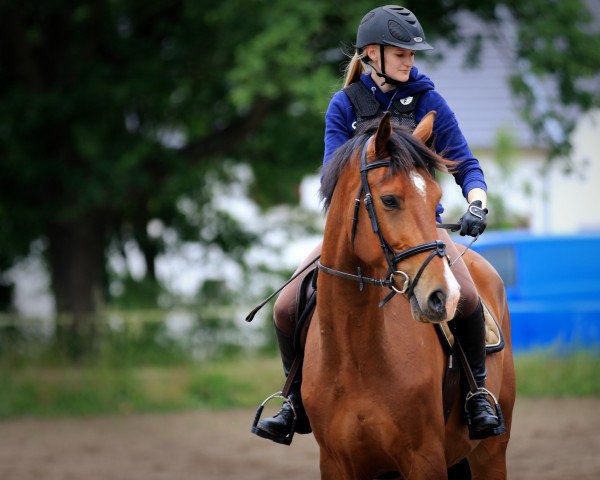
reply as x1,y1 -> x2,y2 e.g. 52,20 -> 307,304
356,5 -> 433,51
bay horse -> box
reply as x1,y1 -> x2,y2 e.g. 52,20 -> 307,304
302,112 -> 515,479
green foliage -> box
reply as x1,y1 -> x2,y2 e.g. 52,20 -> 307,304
1,0 -> 598,342
109,277 -> 165,310
98,319 -> 191,367
493,127 -> 519,175
504,0 -> 600,159
484,127 -> 530,230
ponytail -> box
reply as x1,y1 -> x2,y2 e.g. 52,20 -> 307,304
343,51 -> 367,88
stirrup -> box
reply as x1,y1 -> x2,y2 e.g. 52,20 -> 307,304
464,387 -> 506,440
251,391 -> 297,445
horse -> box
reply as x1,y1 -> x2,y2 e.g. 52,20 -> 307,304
301,112 -> 516,479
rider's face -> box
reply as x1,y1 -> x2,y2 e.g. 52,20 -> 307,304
366,45 -> 415,83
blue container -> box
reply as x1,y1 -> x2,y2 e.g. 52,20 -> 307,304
460,230 -> 600,352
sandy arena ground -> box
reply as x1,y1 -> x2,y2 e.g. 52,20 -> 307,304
0,398 -> 598,479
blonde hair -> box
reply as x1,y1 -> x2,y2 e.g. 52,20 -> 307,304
342,51 -> 369,88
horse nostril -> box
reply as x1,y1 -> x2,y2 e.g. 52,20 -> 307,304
428,290 -> 446,313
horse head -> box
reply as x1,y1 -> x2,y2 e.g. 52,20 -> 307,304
320,112 -> 460,323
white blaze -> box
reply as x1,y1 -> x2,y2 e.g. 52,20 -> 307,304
411,172 -> 427,197
444,261 -> 461,317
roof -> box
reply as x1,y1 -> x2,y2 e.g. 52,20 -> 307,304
419,12 -> 539,150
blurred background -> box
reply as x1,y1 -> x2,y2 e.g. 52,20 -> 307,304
0,0 -> 599,423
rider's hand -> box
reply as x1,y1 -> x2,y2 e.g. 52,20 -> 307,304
458,200 -> 488,237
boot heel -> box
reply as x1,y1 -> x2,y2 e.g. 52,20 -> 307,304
251,392 -> 297,445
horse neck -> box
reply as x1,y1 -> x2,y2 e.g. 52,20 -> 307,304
317,213 -> 389,361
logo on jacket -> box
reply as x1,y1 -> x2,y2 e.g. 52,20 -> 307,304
400,96 -> 413,105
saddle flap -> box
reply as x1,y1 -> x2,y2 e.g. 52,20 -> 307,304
293,268 -> 317,354
436,302 -> 505,354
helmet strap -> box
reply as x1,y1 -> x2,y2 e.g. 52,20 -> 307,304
373,45 -> 399,86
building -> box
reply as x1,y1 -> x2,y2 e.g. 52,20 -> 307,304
420,11 -> 600,234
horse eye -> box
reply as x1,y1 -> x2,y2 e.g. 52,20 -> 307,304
381,195 -> 399,209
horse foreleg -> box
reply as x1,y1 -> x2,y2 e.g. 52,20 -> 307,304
319,447 -> 349,480
467,436 -> 509,480
319,448 -> 377,480
402,451 -> 449,480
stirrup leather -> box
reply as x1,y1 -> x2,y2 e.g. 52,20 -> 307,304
251,392 -> 298,445
464,387 -> 506,440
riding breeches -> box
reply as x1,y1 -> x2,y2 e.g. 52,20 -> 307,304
273,243 -> 322,337
273,230 -> 480,337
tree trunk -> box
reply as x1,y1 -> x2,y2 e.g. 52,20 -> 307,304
47,215 -> 106,361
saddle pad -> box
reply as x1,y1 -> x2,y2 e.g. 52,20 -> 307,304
436,302 -> 505,354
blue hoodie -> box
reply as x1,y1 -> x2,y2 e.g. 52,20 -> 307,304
323,67 -> 487,218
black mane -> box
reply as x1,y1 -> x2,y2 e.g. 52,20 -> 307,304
319,118 -> 445,211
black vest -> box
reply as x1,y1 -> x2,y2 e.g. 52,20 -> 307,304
343,81 -> 422,132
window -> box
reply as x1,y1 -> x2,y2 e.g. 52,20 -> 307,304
478,246 -> 517,287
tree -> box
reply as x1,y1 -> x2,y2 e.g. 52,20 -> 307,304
1,0 -> 598,357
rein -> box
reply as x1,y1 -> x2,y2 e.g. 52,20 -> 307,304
318,136 -> 455,307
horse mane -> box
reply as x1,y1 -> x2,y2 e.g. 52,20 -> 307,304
319,118 -> 449,212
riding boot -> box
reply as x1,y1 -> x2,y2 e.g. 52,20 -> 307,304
456,300 -> 501,439
255,326 -> 311,443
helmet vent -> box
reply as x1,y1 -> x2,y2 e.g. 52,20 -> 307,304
388,20 -> 412,42
360,11 -> 376,24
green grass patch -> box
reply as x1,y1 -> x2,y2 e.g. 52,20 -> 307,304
0,355 -> 284,418
0,351 -> 598,419
514,349 -> 600,396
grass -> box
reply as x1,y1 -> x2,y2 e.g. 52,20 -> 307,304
514,350 -> 600,396
0,355 -> 284,418
0,350 -> 597,419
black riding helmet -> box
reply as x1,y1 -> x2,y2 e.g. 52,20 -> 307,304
356,5 -> 433,85
356,5 -> 433,51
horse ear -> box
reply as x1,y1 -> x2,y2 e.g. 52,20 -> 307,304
374,111 -> 392,157
413,111 -> 436,144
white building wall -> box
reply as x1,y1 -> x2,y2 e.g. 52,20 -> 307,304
439,111 -> 600,235
546,111 -> 600,233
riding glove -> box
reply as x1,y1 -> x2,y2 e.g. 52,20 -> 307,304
459,200 -> 488,237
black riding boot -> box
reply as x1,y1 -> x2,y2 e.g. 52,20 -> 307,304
456,301 -> 502,439
254,327 -> 311,444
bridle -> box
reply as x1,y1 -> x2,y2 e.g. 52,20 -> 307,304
317,135 -> 448,307
244,134 -> 473,324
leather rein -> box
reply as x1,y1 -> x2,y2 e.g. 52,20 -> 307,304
317,136 -> 454,307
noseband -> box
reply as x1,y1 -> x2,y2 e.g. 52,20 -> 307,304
317,136 -> 448,307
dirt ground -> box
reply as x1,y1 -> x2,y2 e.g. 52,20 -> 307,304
0,398 -> 598,480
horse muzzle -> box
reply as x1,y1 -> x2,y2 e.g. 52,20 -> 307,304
409,281 -> 459,324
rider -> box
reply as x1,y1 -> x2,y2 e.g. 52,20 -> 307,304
255,5 -> 501,442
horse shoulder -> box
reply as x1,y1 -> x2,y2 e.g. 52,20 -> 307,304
459,247 -> 507,318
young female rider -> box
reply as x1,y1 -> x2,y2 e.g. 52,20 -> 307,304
255,5 -> 500,443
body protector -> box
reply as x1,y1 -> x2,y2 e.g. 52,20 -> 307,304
343,80 -> 422,131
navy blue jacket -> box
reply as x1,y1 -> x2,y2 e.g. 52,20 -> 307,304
323,68 -> 487,218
